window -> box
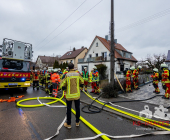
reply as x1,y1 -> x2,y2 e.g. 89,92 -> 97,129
102,52 -> 107,60
61,61 -> 63,64
89,54 -> 92,58
123,52 -> 126,57
96,42 -> 98,47
67,52 -> 72,55
96,53 -> 98,57
66,61 -> 68,63
120,64 -> 124,72
70,60 -> 73,63
0,59 -> 30,72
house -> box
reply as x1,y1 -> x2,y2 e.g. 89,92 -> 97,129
59,47 -> 88,68
30,62 -> 36,70
165,50 -> 170,70
77,35 -> 138,80
35,55 -> 60,69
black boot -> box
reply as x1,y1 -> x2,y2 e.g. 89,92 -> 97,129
162,96 -> 169,99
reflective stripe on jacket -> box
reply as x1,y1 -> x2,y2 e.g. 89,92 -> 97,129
92,70 -> 99,82
60,69 -> 84,101
51,73 -> 60,83
82,71 -> 89,81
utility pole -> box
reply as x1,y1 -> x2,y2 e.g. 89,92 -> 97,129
110,0 -> 115,86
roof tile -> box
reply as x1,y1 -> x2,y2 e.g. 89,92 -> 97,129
60,48 -> 87,60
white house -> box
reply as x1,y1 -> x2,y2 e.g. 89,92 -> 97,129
77,36 -> 137,81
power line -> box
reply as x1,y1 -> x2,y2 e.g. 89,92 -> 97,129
35,0 -> 103,51
35,0 -> 87,48
116,7 -> 170,33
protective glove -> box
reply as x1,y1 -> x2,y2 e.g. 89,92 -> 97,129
163,84 -> 166,90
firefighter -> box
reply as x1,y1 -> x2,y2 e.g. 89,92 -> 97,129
60,63 -> 84,128
151,68 -> 160,94
81,67 -> 89,92
126,66 -> 135,93
90,69 -> 94,93
62,67 -> 69,78
132,66 -> 142,90
89,69 -> 93,83
161,64 -> 170,99
48,69 -> 53,95
30,70 -> 33,83
57,68 -> 63,76
91,66 -> 100,95
33,70 -> 39,90
61,68 -> 69,98
51,69 -> 60,97
45,70 -> 50,92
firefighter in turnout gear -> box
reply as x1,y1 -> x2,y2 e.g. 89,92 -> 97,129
51,69 -> 60,97
48,69 -> 53,95
151,68 -> 160,94
132,66 -> 142,90
39,70 -> 45,87
33,70 -> 39,90
126,66 -> 135,93
60,63 -> 84,128
57,68 -> 63,76
45,70 -> 50,92
62,67 -> 69,98
161,64 -> 170,99
81,67 -> 89,92
91,66 -> 100,95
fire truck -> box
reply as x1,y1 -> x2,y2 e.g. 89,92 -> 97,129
0,38 -> 33,91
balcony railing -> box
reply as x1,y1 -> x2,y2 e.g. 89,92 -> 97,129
78,56 -> 110,63
88,56 -> 109,62
78,58 -> 84,63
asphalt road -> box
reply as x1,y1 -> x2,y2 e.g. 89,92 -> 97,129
0,86 -> 170,140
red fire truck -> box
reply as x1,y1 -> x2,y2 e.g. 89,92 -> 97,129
0,38 -> 33,91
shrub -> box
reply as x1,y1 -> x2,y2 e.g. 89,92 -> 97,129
101,83 -> 118,98
96,64 -> 107,80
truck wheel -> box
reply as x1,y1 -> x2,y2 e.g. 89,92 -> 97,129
23,87 -> 27,92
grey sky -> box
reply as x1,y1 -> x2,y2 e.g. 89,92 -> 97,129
0,0 -> 170,62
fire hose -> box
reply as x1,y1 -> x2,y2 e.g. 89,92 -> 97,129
16,90 -> 170,140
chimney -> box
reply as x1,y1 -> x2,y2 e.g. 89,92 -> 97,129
81,46 -> 84,48
105,35 -> 108,41
73,47 -> 76,51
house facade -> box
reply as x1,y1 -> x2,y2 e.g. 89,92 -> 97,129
77,36 -> 137,80
35,55 -> 60,69
165,50 -> 170,70
59,47 -> 88,68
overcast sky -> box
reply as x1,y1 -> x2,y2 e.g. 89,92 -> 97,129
0,0 -> 170,62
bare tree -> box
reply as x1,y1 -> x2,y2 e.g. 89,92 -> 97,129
138,53 -> 166,70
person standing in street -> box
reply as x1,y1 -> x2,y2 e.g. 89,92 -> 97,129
33,70 -> 39,90
81,67 -> 89,92
60,63 -> 84,129
132,66 -> 142,90
161,64 -> 170,99
92,66 -> 100,95
151,68 -> 160,94
51,69 -> 60,97
126,66 -> 134,93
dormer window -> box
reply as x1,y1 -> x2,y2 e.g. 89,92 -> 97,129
96,42 -> 98,47
67,52 -> 72,55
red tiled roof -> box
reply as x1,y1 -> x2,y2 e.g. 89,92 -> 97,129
60,48 -> 87,60
87,36 -> 137,62
37,56 -> 59,63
